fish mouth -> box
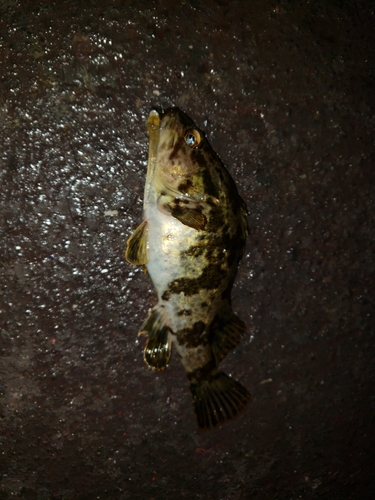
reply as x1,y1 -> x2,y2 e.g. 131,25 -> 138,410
148,108 -> 174,132
144,109 -> 176,198
147,108 -> 162,132
149,104 -> 163,116
144,107 -> 197,204
144,110 -> 162,204
148,107 -> 195,131
147,108 -> 180,150
147,108 -> 174,136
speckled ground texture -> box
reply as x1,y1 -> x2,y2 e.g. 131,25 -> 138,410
1,0 -> 374,498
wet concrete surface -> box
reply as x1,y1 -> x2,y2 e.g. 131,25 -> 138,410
1,0 -> 375,498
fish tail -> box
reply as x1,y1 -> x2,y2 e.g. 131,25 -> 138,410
189,370 -> 250,429
139,307 -> 172,370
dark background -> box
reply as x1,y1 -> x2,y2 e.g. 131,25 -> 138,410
1,1 -> 374,498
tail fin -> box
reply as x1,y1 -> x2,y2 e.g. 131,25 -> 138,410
189,371 -> 250,429
139,307 -> 172,370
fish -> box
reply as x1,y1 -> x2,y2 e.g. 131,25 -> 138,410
125,107 -> 250,429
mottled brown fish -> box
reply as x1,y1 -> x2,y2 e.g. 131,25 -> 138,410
125,107 -> 250,429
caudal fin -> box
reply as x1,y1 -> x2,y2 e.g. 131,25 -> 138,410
189,371 -> 250,429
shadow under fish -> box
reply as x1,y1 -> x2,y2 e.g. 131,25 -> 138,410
126,107 -> 250,429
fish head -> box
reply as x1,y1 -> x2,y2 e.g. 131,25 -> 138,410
146,107 -> 221,202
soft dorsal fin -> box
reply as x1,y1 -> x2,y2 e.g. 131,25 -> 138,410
209,306 -> 246,364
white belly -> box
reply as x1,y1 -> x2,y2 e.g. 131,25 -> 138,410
144,196 -> 197,298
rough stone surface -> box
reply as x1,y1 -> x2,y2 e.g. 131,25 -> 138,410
1,1 -> 374,498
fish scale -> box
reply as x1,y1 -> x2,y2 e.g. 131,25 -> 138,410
126,107 -> 250,429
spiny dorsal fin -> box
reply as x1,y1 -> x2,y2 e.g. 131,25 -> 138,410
125,219 -> 149,265
209,308 -> 246,364
189,370 -> 250,429
140,307 -> 172,370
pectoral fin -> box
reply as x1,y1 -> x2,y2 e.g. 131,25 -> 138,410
125,219 -> 149,265
159,195 -> 207,231
140,307 -> 172,370
170,206 -> 207,231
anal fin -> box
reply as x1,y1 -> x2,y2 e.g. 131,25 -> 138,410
140,307 -> 172,370
189,370 -> 250,429
209,307 -> 246,364
125,219 -> 149,265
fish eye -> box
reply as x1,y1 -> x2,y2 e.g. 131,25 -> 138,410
185,129 -> 201,149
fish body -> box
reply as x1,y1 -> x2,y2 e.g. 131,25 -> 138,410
126,107 -> 250,428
